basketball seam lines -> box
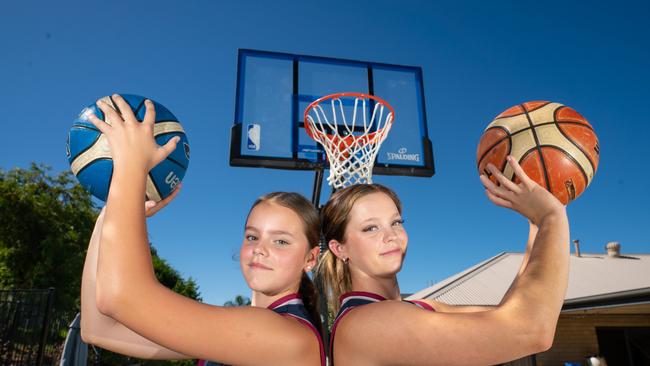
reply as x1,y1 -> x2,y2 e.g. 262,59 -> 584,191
539,144 -> 589,190
108,96 -> 122,117
477,126 -> 512,171
133,98 -> 147,117
148,172 -> 163,200
69,131 -> 102,162
522,104 -> 551,191
71,124 -> 101,133
74,157 -> 111,178
553,107 -> 597,176
108,166 -> 113,201
165,156 -> 188,170
478,121 -> 593,170
504,131 -> 512,177
494,101 -> 551,120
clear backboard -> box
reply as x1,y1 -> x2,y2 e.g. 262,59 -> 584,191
230,49 -> 434,177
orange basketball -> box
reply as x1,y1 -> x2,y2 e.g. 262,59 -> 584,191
477,101 -> 599,205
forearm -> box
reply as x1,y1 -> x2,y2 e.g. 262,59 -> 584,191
86,333 -> 191,360
82,210 -> 190,360
498,222 -> 538,305
498,212 -> 570,341
97,167 -> 158,317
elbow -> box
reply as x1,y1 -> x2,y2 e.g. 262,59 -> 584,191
80,316 -> 97,345
95,280 -> 125,318
80,326 -> 94,345
529,323 -> 556,353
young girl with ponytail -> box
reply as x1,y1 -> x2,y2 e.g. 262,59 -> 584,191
316,158 -> 570,366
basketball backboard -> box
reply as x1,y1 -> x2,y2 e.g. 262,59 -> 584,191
230,49 -> 434,177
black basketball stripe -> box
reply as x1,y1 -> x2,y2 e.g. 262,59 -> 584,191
476,126 -> 511,170
501,134 -> 512,174
523,101 -> 552,113
493,101 -> 551,120
108,165 -> 113,199
155,131 -> 186,139
154,117 -> 181,123
477,120 -> 589,168
166,155 -> 188,170
549,120 -> 594,131
496,120 -> 594,132
522,103 -> 551,191
75,157 -> 112,177
71,124 -> 101,133
133,98 -> 146,120
517,147 -> 543,183
539,144 -> 589,190
69,127 -> 102,161
553,106 -> 593,129
147,172 -> 163,201
554,122 -> 597,175
108,95 -> 122,117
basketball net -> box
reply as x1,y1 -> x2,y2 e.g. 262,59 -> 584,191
304,92 -> 394,188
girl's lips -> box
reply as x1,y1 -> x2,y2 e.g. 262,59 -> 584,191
380,248 -> 401,256
249,262 -> 272,270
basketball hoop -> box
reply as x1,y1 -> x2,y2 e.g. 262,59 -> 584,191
304,92 -> 395,188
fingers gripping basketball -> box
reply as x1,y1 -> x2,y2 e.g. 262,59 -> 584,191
481,156 -> 565,225
477,101 -> 599,205
66,94 -> 190,202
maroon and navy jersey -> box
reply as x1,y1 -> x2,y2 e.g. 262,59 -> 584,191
199,293 -> 325,366
329,291 -> 435,365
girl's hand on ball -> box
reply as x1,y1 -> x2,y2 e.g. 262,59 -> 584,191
145,183 -> 182,217
479,156 -> 566,226
87,94 -> 179,172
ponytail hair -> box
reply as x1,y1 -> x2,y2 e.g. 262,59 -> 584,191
299,272 -> 323,336
314,250 -> 351,314
315,184 -> 402,314
248,192 -> 323,335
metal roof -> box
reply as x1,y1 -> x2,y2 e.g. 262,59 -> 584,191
406,252 -> 650,309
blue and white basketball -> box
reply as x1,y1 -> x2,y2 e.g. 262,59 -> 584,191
66,94 -> 190,202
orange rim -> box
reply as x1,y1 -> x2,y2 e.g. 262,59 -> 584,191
303,92 -> 395,141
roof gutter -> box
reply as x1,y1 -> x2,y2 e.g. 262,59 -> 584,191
562,287 -> 650,312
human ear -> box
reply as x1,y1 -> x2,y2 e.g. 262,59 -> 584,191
304,246 -> 320,272
328,239 -> 347,261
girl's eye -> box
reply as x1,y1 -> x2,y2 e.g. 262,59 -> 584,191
392,219 -> 405,227
245,234 -> 257,241
362,225 -> 379,232
275,239 -> 290,246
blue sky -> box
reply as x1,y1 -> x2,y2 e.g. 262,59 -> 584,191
1,0 -> 648,306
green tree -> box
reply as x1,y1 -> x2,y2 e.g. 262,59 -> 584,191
223,295 -> 251,307
151,246 -> 202,301
0,163 -> 97,310
1,164 -> 203,366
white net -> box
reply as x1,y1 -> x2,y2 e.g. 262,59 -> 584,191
305,94 -> 394,188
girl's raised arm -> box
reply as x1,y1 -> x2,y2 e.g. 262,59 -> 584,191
334,157 -> 569,366
87,95 -> 319,365
81,196 -> 191,359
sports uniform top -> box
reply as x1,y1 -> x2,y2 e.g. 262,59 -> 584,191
329,291 -> 435,365
199,293 -> 325,366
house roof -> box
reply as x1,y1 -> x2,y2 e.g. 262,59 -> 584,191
406,252 -> 650,311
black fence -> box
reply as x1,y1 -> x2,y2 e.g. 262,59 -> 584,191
0,288 -> 76,366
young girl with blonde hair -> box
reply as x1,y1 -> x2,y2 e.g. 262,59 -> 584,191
316,158 -> 569,366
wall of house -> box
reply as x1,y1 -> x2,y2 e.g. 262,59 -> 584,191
536,312 -> 650,366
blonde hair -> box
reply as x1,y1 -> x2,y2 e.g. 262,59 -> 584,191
315,184 -> 402,314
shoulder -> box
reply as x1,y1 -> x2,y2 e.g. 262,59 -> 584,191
277,311 -> 323,364
338,300 -> 435,332
333,301 -> 438,364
